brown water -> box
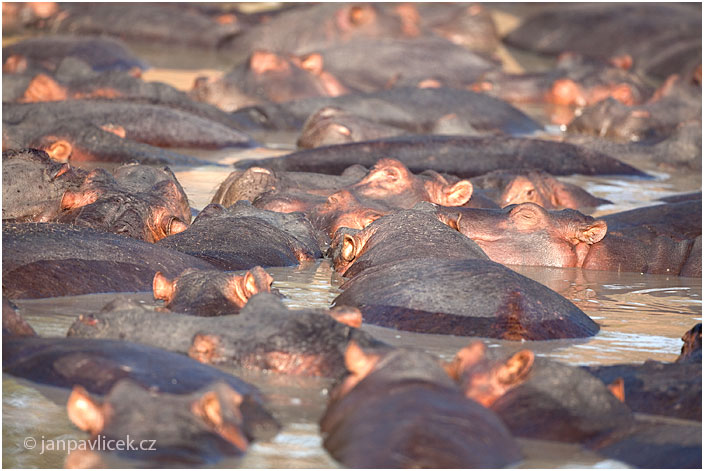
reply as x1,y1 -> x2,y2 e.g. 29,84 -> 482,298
3,7 -> 702,468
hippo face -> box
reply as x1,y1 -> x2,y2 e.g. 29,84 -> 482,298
439,203 -> 607,268
350,158 -> 473,209
153,267 -> 274,316
59,167 -> 190,242
310,189 -> 386,237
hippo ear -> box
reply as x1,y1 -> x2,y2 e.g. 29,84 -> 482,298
21,73 -> 68,102
152,271 -> 175,303
165,217 -> 189,236
344,341 -> 380,378
45,139 -> 73,162
442,180 -> 473,206
299,53 -> 324,75
340,234 -> 359,263
443,341 -> 487,380
51,163 -> 72,181
579,220 -> 607,244
328,305 -> 363,328
67,386 -> 105,436
495,350 -> 535,387
607,377 -> 625,403
192,390 -> 249,453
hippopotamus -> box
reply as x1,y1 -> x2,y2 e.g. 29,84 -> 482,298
3,100 -> 256,151
566,74 -> 701,143
190,50 -> 348,112
217,3 -> 418,57
448,341 -> 701,468
3,335 -> 264,398
152,266 -> 274,316
472,53 -> 654,114
240,86 -> 544,137
470,168 -> 612,211
3,222 -> 216,299
35,3 -> 240,48
503,3 -> 701,81
328,207 -> 488,277
2,148 -> 88,222
68,294 -> 384,378
234,134 -> 649,178
2,35 -> 147,74
599,200 -> 701,242
296,107 -> 406,149
385,2 -> 499,53
156,202 -> 322,270
563,118 -> 702,173
319,342 -> 522,468
448,342 -> 632,443
435,203 -> 701,276
294,36 -> 498,94
56,164 -> 191,243
2,124 -> 212,166
6,57 -> 253,131
66,379 -> 275,464
333,256 -> 599,340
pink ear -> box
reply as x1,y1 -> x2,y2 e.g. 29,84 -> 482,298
152,271 -> 175,302
443,180 -> 473,206
67,386 -> 105,435
580,220 -> 608,244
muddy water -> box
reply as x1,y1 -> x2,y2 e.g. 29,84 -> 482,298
3,11 -> 702,469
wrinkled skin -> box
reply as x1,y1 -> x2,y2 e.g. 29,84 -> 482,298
66,380 -> 278,464
3,222 -> 216,299
190,50 -> 347,112
57,164 -> 191,243
157,202 -> 322,270
153,266 -> 275,316
470,168 -> 612,210
2,35 -> 147,74
329,207 -> 487,277
2,148 -> 88,222
319,344 -> 522,468
234,134 -> 648,178
68,294 -> 383,378
333,257 -> 599,340
448,342 -> 632,443
296,107 -> 405,149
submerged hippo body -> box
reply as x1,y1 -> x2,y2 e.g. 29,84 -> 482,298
68,294 -> 383,378
333,257 -> 599,340
157,203 -> 322,270
234,135 -> 649,178
320,345 -> 522,468
3,222 -> 216,299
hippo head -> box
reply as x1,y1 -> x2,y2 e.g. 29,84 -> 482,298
444,342 -> 535,407
311,189 -> 386,237
153,266 -> 274,314
330,225 -> 378,274
67,380 -> 250,456
351,158 -> 473,208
